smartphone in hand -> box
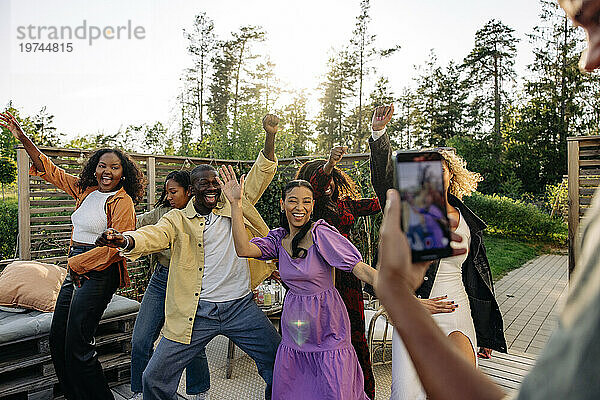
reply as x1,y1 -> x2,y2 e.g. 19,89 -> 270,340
393,150 -> 452,262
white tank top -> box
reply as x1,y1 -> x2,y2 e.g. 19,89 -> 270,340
71,190 -> 118,244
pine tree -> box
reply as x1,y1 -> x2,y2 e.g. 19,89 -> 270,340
315,51 -> 356,153
282,90 -> 312,157
185,12 -> 217,142
463,20 -> 518,139
349,0 -> 400,150
208,41 -> 235,129
229,26 -> 266,128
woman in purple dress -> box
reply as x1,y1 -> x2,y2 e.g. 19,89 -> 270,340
217,165 -> 378,400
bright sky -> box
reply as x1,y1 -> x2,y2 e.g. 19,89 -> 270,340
0,0 -> 544,142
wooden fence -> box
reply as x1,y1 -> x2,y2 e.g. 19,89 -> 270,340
14,146 -> 372,300
567,135 -> 600,274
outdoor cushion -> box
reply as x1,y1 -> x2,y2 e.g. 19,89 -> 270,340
0,261 -> 67,312
102,294 -> 140,319
0,294 -> 140,345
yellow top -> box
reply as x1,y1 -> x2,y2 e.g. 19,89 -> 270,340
123,150 -> 277,344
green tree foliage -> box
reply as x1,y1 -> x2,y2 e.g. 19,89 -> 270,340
185,12 -> 217,143
194,24 -> 270,160
65,131 -> 130,151
393,87 -> 417,148
280,90 -> 312,157
121,122 -> 172,155
410,54 -> 470,147
209,40 -> 235,130
0,157 -> 17,200
229,26 -> 266,128
31,106 -> 60,147
347,0 -> 400,151
1,104 -> 60,159
0,199 -> 18,259
315,51 -> 357,153
501,0 -> 600,194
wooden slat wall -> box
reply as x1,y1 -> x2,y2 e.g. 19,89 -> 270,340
14,146 -> 258,301
14,146 -> 371,299
567,136 -> 600,275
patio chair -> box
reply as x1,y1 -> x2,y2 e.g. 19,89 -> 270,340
364,305 -> 394,365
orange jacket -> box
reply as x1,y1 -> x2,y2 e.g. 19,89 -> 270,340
30,153 -> 135,288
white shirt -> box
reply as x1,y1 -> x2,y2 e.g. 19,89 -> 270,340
198,213 -> 251,302
371,126 -> 386,141
71,190 -> 117,244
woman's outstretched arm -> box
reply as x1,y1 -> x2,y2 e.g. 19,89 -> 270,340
352,261 -> 378,287
1,111 -> 82,198
217,165 -> 262,259
368,104 -> 394,206
0,111 -> 44,172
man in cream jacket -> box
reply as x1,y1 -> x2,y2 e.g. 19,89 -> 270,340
98,115 -> 282,400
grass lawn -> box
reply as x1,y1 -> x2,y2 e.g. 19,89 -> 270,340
485,233 -> 564,281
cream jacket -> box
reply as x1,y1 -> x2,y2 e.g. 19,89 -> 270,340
124,151 -> 277,344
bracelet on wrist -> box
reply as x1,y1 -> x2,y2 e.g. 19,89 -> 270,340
118,235 -> 130,251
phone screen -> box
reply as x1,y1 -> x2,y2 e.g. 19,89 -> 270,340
394,151 -> 452,262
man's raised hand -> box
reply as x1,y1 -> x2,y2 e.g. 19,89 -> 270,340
371,104 -> 394,132
262,114 -> 280,135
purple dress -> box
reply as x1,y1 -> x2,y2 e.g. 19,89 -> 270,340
251,220 -> 369,400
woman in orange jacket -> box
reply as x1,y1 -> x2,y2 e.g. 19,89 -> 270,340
1,112 -> 145,400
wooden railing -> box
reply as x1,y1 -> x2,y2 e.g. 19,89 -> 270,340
567,135 -> 600,274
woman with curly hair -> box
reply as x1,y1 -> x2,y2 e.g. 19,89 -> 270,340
1,111 -> 145,400
295,149 -> 380,399
368,105 -> 506,399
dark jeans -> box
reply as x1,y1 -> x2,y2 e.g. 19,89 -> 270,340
50,244 -> 120,400
142,292 -> 281,400
130,263 -> 210,394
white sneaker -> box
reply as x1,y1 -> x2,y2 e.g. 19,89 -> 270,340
129,393 -> 143,400
194,391 -> 210,400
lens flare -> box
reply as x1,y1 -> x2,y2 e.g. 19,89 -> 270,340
288,318 -> 310,346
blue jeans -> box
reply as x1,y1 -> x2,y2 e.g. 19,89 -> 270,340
142,292 -> 281,400
130,264 -> 210,394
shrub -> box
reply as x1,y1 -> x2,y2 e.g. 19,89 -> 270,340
544,178 -> 568,222
0,157 -> 17,200
0,199 -> 18,259
463,192 -> 567,242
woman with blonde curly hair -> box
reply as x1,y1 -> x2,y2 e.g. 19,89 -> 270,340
368,106 -> 506,400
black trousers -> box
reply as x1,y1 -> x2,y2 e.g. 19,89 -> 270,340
50,245 -> 120,400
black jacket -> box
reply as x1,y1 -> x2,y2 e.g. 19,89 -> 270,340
368,133 -> 507,353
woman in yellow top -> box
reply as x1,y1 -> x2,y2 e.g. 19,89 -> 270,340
1,111 -> 145,400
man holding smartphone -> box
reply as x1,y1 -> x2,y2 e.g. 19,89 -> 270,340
375,1 -> 600,398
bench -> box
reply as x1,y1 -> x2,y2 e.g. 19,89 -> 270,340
0,295 -> 140,399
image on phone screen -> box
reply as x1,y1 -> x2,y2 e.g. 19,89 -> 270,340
395,152 -> 452,261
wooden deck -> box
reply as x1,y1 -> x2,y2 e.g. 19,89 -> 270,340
477,254 -> 568,396
495,254 -> 568,355
107,255 -> 567,400
479,351 -> 536,396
